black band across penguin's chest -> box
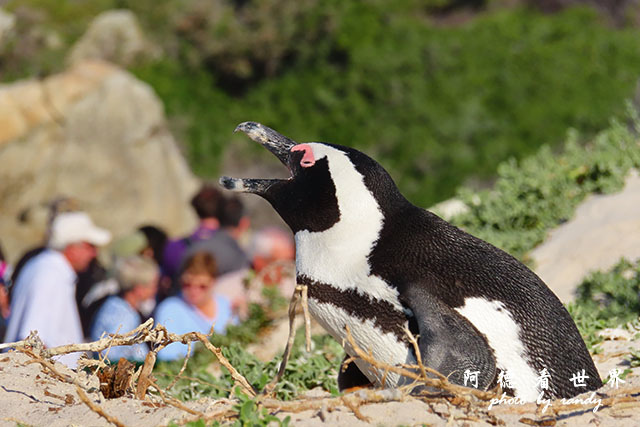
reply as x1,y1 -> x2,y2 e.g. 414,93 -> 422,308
297,275 -> 409,342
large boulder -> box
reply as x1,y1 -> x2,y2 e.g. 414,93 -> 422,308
67,10 -> 157,67
0,8 -> 15,45
530,170 -> 640,302
0,60 -> 199,263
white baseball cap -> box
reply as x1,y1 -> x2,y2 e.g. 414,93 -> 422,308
48,211 -> 112,250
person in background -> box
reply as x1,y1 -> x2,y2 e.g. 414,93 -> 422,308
161,185 -> 250,299
206,195 -> 253,319
76,256 -> 110,337
82,226 -> 169,329
137,224 -> 170,305
218,195 -> 251,250
78,230 -> 147,336
162,184 -> 224,283
90,256 -> 158,363
4,211 -> 111,367
0,242 -> 11,341
138,225 -> 168,269
249,227 -> 296,297
154,251 -> 236,361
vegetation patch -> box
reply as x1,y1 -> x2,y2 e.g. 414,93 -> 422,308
451,106 -> 640,260
568,258 -> 640,350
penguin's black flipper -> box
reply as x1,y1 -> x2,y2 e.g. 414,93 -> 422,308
337,355 -> 373,391
403,286 -> 497,389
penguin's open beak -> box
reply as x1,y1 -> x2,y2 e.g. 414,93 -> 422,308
219,121 -> 297,194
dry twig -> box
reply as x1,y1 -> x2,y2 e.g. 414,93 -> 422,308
192,332 -> 256,397
344,325 -> 498,402
262,284 -> 311,396
301,284 -> 312,352
163,342 -> 192,392
76,385 -> 127,427
2,319 -> 255,399
147,379 -> 206,417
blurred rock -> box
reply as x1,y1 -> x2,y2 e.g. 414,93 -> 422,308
530,169 -> 640,302
0,60 -> 199,263
67,10 -> 157,67
430,197 -> 469,220
0,8 -> 15,44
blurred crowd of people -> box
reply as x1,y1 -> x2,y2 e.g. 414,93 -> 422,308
0,184 -> 295,367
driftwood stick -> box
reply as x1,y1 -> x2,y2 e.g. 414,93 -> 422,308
192,332 -> 256,397
262,284 -> 304,395
163,342 -> 192,392
3,319 -> 256,399
344,325 -> 498,402
301,284 -> 312,352
76,385 -> 127,427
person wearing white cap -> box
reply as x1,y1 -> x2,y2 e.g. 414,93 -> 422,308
4,211 -> 111,368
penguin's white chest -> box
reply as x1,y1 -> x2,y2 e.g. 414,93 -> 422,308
306,281 -> 415,388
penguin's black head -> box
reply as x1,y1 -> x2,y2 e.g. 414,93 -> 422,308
220,122 -> 405,234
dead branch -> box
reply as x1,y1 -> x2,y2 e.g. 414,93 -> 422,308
404,326 -> 429,382
135,351 -> 157,400
147,379 -> 206,417
260,388 -> 406,414
76,385 -> 127,427
341,394 -> 371,422
344,325 -> 498,402
262,284 -> 304,396
168,402 -> 237,426
192,332 -> 256,397
3,319 -> 255,398
21,349 -> 75,384
163,342 -> 192,393
301,284 -> 312,352
0,319 -> 156,357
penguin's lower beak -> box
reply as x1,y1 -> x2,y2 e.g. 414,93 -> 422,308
219,121 -> 297,194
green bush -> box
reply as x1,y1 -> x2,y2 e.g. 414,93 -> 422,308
451,107 -> 640,259
154,332 -> 343,402
132,4 -> 640,206
4,2 -> 640,206
567,258 -> 640,350
573,258 -> 640,327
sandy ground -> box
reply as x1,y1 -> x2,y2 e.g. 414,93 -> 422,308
0,331 -> 639,427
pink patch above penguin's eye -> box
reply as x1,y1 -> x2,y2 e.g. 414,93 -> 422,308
291,144 -> 316,167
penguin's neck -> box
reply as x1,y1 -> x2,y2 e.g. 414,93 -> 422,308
294,160 -> 385,291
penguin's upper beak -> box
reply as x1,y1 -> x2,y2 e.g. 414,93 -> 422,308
219,121 -> 297,194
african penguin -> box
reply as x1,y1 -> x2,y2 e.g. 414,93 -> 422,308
220,122 -> 602,400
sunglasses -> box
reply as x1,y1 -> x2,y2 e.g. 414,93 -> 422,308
181,282 -> 211,290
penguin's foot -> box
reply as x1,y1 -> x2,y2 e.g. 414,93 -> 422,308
342,383 -> 375,394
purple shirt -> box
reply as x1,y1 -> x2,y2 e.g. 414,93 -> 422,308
162,225 -> 250,280
162,225 -> 219,279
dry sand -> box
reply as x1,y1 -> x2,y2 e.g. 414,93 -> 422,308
0,332 -> 639,426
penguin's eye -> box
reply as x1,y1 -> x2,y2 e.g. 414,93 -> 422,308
291,144 -> 316,168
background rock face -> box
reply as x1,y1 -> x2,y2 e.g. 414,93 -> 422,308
0,60 -> 198,262
67,9 -> 156,67
531,170 -> 640,302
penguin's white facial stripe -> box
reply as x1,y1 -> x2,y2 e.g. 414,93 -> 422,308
295,143 -> 402,308
455,298 -> 539,401
309,298 -> 415,387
